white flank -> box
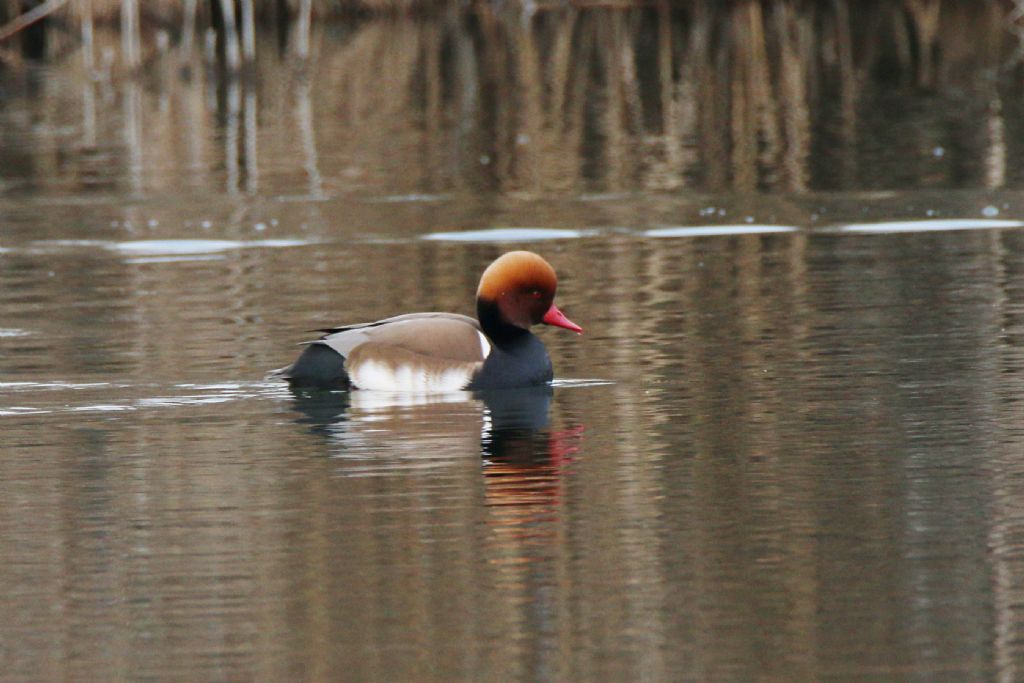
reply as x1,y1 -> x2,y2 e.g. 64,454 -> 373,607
350,360 -> 472,392
478,331 -> 492,359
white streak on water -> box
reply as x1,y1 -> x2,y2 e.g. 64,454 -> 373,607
0,381 -> 114,390
837,219 -> 1024,234
552,378 -> 615,388
366,193 -> 450,203
644,225 -> 799,238
0,380 -> 282,417
125,254 -> 227,264
423,227 -> 591,242
111,239 -> 310,255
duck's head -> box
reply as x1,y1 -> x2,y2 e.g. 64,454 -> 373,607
476,251 -> 583,337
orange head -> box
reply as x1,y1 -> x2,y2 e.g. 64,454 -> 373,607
476,251 -> 582,335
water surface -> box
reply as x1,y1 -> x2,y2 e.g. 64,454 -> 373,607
3,4 -> 1024,681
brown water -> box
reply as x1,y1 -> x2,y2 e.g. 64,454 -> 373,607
3,4 -> 1024,682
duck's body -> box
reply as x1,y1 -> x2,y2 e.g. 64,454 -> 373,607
279,251 -> 580,391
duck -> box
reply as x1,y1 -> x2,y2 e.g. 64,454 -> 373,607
279,251 -> 582,391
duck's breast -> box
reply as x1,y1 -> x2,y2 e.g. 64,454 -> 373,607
468,333 -> 553,390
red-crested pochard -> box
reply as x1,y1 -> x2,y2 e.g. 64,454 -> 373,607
280,251 -> 582,390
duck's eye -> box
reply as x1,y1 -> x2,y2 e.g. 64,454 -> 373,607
529,289 -> 543,299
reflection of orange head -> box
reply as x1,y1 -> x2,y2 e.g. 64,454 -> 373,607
482,425 -> 584,505
482,426 -> 584,567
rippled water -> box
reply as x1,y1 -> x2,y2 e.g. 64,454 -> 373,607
6,204 -> 1024,681
4,4 -> 1024,681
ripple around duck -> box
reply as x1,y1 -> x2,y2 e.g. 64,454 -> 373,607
643,225 -> 800,238
123,254 -> 228,264
422,227 -> 593,242
552,378 -> 615,388
0,381 -> 119,391
835,218 -> 1024,234
0,380 -> 285,417
30,239 -> 111,250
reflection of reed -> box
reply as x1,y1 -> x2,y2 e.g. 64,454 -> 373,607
119,0 -> 139,69
0,1 -> 1021,196
81,0 -> 98,149
295,0 -> 312,59
217,0 -> 241,71
986,96 -> 1007,190
244,87 -> 258,193
179,0 -> 197,64
224,79 -> 241,193
295,75 -> 324,197
123,80 -> 143,193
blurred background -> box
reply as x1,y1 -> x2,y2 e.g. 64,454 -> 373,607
4,2 -> 1024,682
1,0 -> 1022,200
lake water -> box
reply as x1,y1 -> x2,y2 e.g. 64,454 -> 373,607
3,4 -> 1024,681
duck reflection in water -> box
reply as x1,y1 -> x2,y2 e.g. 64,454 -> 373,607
477,388 -> 584,581
287,384 -> 584,593
286,385 -> 582,470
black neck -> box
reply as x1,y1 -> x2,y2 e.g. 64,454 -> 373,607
477,299 -> 530,345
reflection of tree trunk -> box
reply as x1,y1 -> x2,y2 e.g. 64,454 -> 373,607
774,1 -> 809,193
422,21 -> 442,192
617,11 -> 643,144
730,3 -> 758,191
295,78 -> 323,198
124,80 -> 143,193
904,0 -> 941,87
180,0 -> 197,66
224,80 -> 240,193
751,4 -> 779,185
565,15 -> 594,186
601,15 -> 625,191
477,6 -> 512,186
244,87 -> 258,194
79,0 -> 93,71
80,0 -> 96,149
547,8 -> 580,192
217,0 -> 241,71
512,15 -> 538,192
295,0 -> 312,59
181,68 -> 209,193
240,0 -> 255,63
984,96 -> 1005,190
82,77 -> 97,151
120,0 -> 140,70
450,15 -> 476,194
1010,1 -> 1024,67
655,0 -> 678,189
833,0 -> 857,188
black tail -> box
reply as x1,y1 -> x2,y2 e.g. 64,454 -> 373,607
274,343 -> 350,389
